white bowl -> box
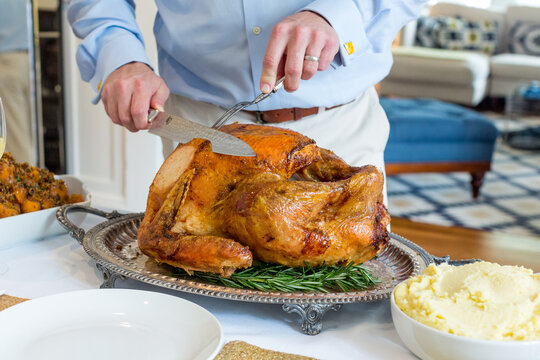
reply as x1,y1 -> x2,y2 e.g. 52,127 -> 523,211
391,285 -> 540,360
0,174 -> 91,249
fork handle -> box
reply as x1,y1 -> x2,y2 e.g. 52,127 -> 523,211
272,77 -> 285,93
212,77 -> 286,129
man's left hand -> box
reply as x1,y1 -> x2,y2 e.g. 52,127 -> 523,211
260,11 -> 339,93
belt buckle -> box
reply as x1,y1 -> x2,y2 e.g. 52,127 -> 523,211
254,111 -> 265,124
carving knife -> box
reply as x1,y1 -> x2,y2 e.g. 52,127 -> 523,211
147,109 -> 256,157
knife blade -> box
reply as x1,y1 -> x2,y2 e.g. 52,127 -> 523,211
147,109 -> 256,157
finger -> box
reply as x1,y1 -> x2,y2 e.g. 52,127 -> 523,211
123,122 -> 138,132
130,79 -> 154,130
260,23 -> 290,93
101,93 -> 112,122
102,88 -> 120,126
115,81 -> 137,131
318,41 -> 339,71
116,100 -> 138,133
302,36 -> 325,80
149,81 -> 170,113
276,54 -> 286,80
118,96 -> 138,132
284,26 -> 310,92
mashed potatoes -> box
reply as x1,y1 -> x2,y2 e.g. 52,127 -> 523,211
394,261 -> 540,341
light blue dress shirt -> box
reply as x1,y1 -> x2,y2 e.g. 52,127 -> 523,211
68,0 -> 427,109
0,0 -> 30,53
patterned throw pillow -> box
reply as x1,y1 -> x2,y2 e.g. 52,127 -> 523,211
437,16 -> 499,54
509,22 -> 540,56
415,16 -> 441,48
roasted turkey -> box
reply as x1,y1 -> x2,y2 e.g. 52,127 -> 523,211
138,124 -> 390,277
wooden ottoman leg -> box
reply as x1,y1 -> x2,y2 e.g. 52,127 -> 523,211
470,172 -> 486,199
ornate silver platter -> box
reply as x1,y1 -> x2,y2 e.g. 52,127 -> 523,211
57,204 -> 435,335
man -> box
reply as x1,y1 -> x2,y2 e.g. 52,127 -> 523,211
68,1 -> 427,184
0,0 -> 35,164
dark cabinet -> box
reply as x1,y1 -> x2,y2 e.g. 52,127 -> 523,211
37,6 -> 65,173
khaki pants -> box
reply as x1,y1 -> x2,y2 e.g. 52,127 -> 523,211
0,51 -> 35,164
163,87 -> 390,201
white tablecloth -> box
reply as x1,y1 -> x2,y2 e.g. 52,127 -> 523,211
0,215 -> 417,360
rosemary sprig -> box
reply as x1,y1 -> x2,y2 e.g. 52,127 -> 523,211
169,261 -> 379,293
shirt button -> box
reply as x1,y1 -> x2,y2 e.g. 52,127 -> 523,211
252,26 -> 261,35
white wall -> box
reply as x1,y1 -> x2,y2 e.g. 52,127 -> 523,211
62,0 -> 163,212
429,0 -> 540,10
38,0 -> 58,11
491,0 -> 540,10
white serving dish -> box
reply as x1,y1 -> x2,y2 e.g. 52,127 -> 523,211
0,288 -> 223,360
0,174 -> 91,249
391,285 -> 540,360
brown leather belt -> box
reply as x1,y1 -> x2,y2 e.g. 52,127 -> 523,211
245,104 -> 344,124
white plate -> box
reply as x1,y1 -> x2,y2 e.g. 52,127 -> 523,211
0,174 -> 91,249
0,289 -> 223,360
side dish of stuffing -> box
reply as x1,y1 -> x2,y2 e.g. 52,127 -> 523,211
0,153 -> 82,218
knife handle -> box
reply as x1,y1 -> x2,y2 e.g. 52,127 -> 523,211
147,109 -> 160,124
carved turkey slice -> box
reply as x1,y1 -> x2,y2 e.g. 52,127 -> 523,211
138,124 -> 390,277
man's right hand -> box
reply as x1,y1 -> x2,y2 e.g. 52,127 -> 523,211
101,62 -> 170,132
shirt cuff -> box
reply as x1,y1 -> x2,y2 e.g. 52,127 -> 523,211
88,28 -> 153,104
301,0 -> 371,67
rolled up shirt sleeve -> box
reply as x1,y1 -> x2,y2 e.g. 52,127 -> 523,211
301,0 -> 428,66
67,0 -> 152,103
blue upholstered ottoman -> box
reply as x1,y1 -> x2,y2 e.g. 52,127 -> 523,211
380,98 -> 499,198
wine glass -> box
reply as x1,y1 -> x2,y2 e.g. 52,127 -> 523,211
0,97 -> 7,276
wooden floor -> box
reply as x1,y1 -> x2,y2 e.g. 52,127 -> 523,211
391,217 -> 540,272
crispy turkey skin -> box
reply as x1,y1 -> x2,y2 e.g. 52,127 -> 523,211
138,124 -> 390,277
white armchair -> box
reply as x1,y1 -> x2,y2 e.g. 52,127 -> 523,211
490,6 -> 540,97
379,3 -> 540,106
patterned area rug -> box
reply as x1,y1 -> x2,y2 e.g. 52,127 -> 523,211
387,142 -> 540,238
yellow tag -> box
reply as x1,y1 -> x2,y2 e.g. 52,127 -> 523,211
344,41 -> 354,55
97,80 -> 102,91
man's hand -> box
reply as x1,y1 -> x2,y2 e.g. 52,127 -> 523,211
260,11 -> 339,93
101,62 -> 170,132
